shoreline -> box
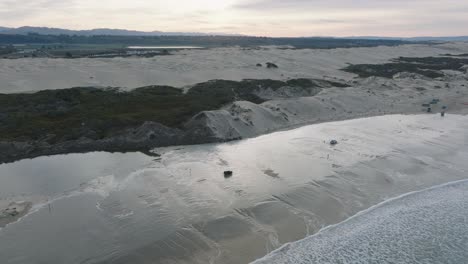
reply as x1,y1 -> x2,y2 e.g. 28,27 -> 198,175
1,101 -> 467,165
252,178 -> 468,264
2,84 -> 467,165
2,113 -> 468,263
98,114 -> 468,263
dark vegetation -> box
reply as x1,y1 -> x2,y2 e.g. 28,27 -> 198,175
0,45 -> 16,55
0,34 -> 410,49
46,48 -> 171,59
441,53 -> 468,57
0,79 -> 347,143
2,45 -> 173,59
343,56 -> 468,78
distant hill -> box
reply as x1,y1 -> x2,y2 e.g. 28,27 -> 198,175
405,36 -> 468,41
342,36 -> 468,42
1,27 -> 466,41
0,26 -> 239,36
0,34 -> 410,49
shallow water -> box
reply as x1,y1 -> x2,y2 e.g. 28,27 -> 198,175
0,114 -> 467,264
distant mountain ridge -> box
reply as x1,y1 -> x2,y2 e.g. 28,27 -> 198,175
1,27 -> 466,40
341,36 -> 468,41
0,26 -> 240,36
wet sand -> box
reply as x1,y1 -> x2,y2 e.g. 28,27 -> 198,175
0,201 -> 32,228
0,114 -> 467,263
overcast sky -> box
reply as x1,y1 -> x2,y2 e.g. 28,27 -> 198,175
1,0 -> 467,37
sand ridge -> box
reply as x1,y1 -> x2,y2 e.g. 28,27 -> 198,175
1,42 -> 468,93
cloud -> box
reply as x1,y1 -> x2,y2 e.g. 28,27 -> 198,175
0,0 -> 77,22
0,0 -> 467,37
233,0 -> 417,10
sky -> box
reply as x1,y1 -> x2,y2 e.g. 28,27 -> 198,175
1,0 -> 468,37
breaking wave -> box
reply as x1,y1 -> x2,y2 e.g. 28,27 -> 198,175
252,179 -> 468,264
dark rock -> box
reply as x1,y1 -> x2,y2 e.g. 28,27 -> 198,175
224,171 -> 233,178
330,140 -> 338,145
266,62 -> 278,69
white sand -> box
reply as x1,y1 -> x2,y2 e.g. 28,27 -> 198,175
195,73 -> 468,141
1,42 -> 468,150
1,42 -> 468,93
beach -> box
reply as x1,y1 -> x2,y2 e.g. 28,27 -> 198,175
1,41 -> 468,263
1,114 -> 468,263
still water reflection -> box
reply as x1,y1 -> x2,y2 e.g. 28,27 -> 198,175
0,114 -> 467,264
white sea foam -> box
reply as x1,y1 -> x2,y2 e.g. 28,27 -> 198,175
252,179 -> 468,264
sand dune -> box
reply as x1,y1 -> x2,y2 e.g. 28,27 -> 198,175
1,42 -> 468,93
192,73 -> 468,142
1,42 -> 468,163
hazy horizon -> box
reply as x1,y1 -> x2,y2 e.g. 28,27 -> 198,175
2,25 -> 468,39
1,0 -> 468,37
